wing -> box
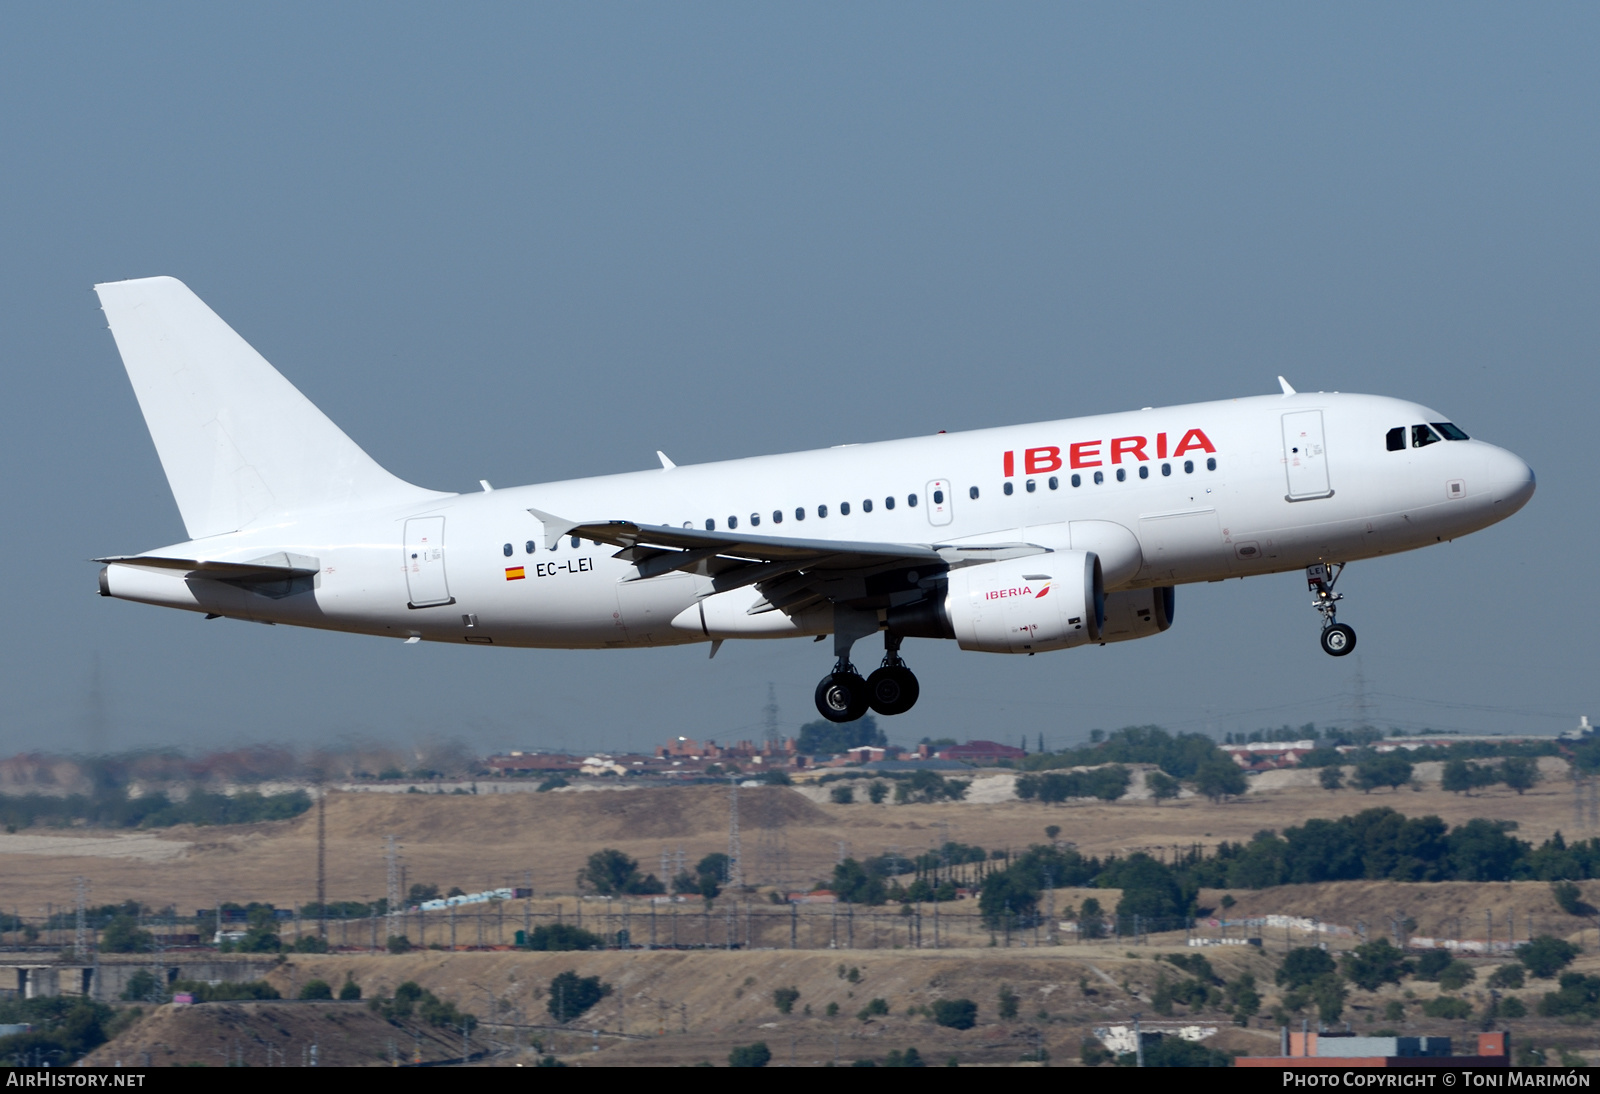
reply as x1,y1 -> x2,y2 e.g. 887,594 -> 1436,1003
528,508 -> 1042,617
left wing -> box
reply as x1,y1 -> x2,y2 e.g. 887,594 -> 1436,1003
528,508 -> 1042,617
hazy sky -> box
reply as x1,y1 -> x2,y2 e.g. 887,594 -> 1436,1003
1,5 -> 1595,757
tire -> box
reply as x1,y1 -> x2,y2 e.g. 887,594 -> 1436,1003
815,671 -> 870,722
1320,623 -> 1356,657
865,665 -> 920,716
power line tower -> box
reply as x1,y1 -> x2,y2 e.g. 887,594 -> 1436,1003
763,682 -> 780,751
1350,662 -> 1377,732
726,778 -> 743,890
73,877 -> 88,961
384,835 -> 402,927
316,788 -> 327,940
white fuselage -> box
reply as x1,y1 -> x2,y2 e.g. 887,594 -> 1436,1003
101,391 -> 1535,651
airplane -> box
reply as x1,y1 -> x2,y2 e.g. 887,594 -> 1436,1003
93,277 -> 1536,723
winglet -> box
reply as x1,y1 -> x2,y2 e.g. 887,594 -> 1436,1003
1278,376 -> 1297,396
657,450 -> 676,470
527,508 -> 579,550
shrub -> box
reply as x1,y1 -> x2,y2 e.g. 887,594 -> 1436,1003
729,1041 -> 771,1068
292,935 -> 328,953
997,985 -> 1019,1019
1487,964 -> 1525,990
884,1047 -> 925,1067
1518,936 -> 1581,979
1382,999 -> 1405,1022
170,979 -> 279,1002
1277,947 -> 1336,990
522,923 -> 604,951
830,785 -> 855,805
1421,996 -> 1473,1020
100,915 -> 153,954
1538,973 -> 1600,1019
1082,1038 -> 1115,1067
547,971 -> 611,1024
1437,962 -> 1476,992
1501,996 -> 1527,1018
338,978 -> 362,1001
773,987 -> 800,1015
1340,940 -> 1413,991
298,979 -> 333,1000
386,935 -> 412,954
1415,950 -> 1452,981
857,998 -> 889,1021
932,998 -> 977,1030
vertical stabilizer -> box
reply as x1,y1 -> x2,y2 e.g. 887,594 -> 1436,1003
96,276 -> 448,539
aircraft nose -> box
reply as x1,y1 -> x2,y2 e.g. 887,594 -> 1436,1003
1486,446 -> 1536,514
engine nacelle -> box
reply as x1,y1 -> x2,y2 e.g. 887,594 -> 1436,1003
944,552 -> 1104,653
1098,586 -> 1175,644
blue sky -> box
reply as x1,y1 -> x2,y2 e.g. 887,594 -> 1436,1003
1,4 -> 1594,755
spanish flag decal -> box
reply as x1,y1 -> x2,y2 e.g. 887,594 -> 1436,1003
505,566 -> 526,581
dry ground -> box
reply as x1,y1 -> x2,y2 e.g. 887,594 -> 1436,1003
1,763 -> 1589,914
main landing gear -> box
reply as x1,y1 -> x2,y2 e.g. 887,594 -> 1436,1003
815,631 -> 920,722
1308,562 -> 1356,657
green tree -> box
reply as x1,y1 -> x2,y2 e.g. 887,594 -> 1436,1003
1352,752 -> 1412,793
1518,936 -> 1581,979
578,849 -> 664,895
100,915 -> 153,954
1437,962 -> 1476,992
997,985 -> 1019,1019
830,785 -> 855,805
298,979 -> 333,1000
1193,759 -> 1247,802
1487,964 -> 1525,990
1103,854 -> 1186,920
523,923 -> 604,951
729,1041 -> 772,1067
1501,756 -> 1540,795
1319,766 -> 1343,792
1311,974 -> 1346,1023
796,713 -> 885,755
1340,939 -> 1413,991
386,935 -> 412,954
885,1047 -> 926,1067
773,987 -> 800,1015
932,999 -> 977,1029
1145,771 -> 1181,802
1276,947 -> 1337,990
867,781 -> 889,804
338,977 -> 362,1001
547,971 -> 612,1023
832,858 -> 888,905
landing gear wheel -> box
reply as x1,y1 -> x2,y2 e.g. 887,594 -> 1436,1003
1320,623 -> 1356,657
866,665 -> 920,716
815,671 -> 870,722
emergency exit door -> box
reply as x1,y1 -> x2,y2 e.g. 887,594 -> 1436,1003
925,480 -> 953,526
404,517 -> 453,607
1282,411 -> 1333,500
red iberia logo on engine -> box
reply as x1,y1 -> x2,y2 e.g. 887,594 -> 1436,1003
505,567 -> 526,581
986,585 -> 1034,600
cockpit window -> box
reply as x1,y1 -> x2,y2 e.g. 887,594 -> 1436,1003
1432,422 -> 1469,441
1412,424 -> 1441,448
1386,427 -> 1405,452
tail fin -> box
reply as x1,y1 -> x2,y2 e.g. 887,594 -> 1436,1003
96,276 -> 448,539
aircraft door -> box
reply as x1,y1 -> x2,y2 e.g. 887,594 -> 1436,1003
925,479 -> 953,526
404,517 -> 453,607
1282,411 -> 1333,500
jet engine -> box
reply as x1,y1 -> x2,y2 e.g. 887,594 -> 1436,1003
1098,586 -> 1175,644
902,551 -> 1104,654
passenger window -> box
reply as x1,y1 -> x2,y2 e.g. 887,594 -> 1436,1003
525,541 -> 535,554
1047,477 -> 1058,490
728,516 -> 738,529
1116,468 -> 1126,482
885,496 -> 895,510
1070,474 -> 1081,488
818,504 -> 829,518
1206,457 -> 1217,471
1025,479 -> 1036,493
571,536 -> 582,548
773,510 -> 783,524
862,499 -> 873,513
1386,427 -> 1405,451
795,507 -> 805,521
1161,462 -> 1171,476
1433,422 -> 1470,441
908,494 -> 918,507
750,513 -> 761,526
705,519 -> 715,531
502,543 -> 512,557
1003,482 -> 1014,496
1184,460 -> 1194,474
1093,471 -> 1104,485
1412,424 -> 1440,448
1138,465 -> 1149,480
841,502 -> 851,515
968,486 -> 979,500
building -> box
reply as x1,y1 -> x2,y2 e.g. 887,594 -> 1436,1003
1237,1030 -> 1510,1068
936,740 -> 1027,765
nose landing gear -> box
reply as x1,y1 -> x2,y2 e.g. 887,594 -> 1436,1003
813,620 -> 921,722
1308,562 -> 1356,657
